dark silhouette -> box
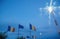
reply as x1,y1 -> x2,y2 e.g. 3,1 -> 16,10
17,36 -> 26,39
0,32 -> 7,39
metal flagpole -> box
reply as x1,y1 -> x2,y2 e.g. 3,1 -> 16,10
18,27 -> 19,39
29,24 -> 32,39
52,12 -> 60,35
30,30 -> 31,39
52,12 -> 58,26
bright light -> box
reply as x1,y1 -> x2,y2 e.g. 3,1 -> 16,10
39,0 -> 60,25
48,6 -> 53,13
40,33 -> 42,35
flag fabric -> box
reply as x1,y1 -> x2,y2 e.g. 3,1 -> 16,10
8,26 -> 15,32
11,27 -> 15,32
32,26 -> 36,31
8,26 -> 11,31
30,24 -> 32,29
30,24 -> 36,31
54,19 -> 58,26
19,24 -> 24,29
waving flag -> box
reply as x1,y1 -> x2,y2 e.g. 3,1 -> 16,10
19,24 -> 24,29
30,24 -> 32,29
29,24 -> 36,31
8,26 -> 15,32
8,26 -> 11,31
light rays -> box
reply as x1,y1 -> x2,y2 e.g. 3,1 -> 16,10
48,6 -> 53,13
39,0 -> 60,25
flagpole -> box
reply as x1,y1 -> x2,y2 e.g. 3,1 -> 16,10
29,24 -> 32,39
18,27 -> 19,39
52,13 -> 58,26
30,30 -> 31,39
52,13 -> 60,34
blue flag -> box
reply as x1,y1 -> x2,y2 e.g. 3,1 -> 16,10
19,24 -> 24,29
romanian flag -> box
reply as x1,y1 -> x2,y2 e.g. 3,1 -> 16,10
8,26 -> 15,32
30,24 -> 36,31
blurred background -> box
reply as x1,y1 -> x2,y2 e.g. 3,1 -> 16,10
0,0 -> 60,39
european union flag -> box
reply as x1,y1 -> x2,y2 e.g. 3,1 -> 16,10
19,24 -> 24,29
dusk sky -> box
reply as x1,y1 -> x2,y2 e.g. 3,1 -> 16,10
0,0 -> 60,39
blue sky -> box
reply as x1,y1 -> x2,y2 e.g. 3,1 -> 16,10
0,0 -> 60,39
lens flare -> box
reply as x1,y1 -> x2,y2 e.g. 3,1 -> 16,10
48,6 -> 53,13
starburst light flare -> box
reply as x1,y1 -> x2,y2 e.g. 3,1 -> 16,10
39,0 -> 60,25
